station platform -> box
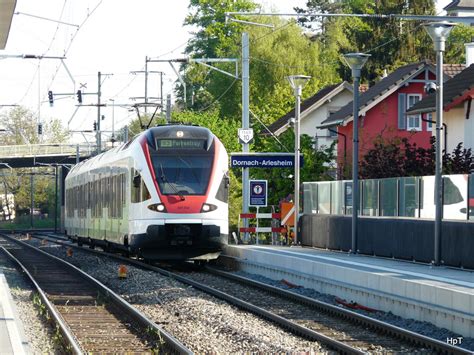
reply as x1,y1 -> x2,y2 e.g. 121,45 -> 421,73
0,273 -> 29,355
222,245 -> 474,338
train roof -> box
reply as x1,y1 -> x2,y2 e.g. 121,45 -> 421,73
67,125 -> 217,178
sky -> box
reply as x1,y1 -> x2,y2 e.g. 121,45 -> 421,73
0,0 -> 453,145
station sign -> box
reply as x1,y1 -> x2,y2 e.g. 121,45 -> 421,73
230,153 -> 303,168
249,180 -> 267,207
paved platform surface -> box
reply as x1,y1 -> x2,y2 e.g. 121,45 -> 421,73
0,273 -> 28,355
223,245 -> 474,337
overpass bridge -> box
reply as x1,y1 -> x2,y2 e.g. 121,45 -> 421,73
0,143 -> 98,231
0,143 -> 96,169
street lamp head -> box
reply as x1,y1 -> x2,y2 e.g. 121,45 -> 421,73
424,21 -> 456,41
287,75 -> 311,91
343,53 -> 371,78
424,21 -> 456,51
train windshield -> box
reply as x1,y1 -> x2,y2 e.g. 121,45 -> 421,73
151,155 -> 213,195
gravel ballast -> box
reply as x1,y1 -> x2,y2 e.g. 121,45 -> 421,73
233,270 -> 474,352
22,239 -> 330,354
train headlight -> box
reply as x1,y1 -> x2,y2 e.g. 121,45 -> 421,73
201,203 -> 217,212
157,204 -> 166,212
148,203 -> 167,212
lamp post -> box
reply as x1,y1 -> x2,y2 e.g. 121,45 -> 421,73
343,53 -> 370,254
287,75 -> 311,245
424,21 -> 455,266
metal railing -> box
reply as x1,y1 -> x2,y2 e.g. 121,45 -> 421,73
0,144 -> 95,158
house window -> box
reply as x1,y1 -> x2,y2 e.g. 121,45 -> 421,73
426,113 -> 433,131
407,94 -> 422,131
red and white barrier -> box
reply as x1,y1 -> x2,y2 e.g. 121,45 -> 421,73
239,212 -> 287,234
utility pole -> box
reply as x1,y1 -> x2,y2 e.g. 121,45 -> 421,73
55,166 -> 58,233
242,32 -> 250,241
95,71 -> 113,154
110,99 -> 115,145
166,94 -> 171,123
30,173 -> 34,228
160,72 -> 164,116
37,60 -> 41,138
97,71 -> 102,154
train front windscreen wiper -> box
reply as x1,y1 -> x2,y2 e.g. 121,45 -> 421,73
159,164 -> 185,201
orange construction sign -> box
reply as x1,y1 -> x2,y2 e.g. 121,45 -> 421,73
280,202 -> 295,227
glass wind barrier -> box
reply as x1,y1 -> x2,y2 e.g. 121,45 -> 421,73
303,183 -> 318,214
399,177 -> 419,217
318,182 -> 331,214
331,181 -> 345,215
469,174 -> 474,220
379,178 -> 397,216
302,173 -> 471,220
362,179 -> 378,216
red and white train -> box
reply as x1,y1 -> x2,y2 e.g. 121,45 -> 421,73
65,125 -> 229,261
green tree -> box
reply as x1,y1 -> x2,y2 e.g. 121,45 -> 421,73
246,17 -> 340,124
182,1 -> 340,122
179,0 -> 256,112
297,0 -> 436,83
445,24 -> 474,64
0,106 -> 69,224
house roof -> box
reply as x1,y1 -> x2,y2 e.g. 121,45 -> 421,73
264,81 -> 351,135
319,61 -> 430,128
444,0 -> 474,12
407,63 -> 474,114
444,63 -> 465,77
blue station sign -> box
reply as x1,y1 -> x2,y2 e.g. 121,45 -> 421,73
249,180 -> 267,207
230,153 -> 303,168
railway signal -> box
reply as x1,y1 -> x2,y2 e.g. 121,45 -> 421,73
48,91 -> 54,106
76,90 -> 83,104
93,121 -> 97,131
37,123 -> 43,135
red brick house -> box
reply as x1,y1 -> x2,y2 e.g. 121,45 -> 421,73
318,61 -> 463,176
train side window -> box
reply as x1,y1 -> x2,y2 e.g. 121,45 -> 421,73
141,177 -> 150,201
131,169 -> 140,203
131,169 -> 151,203
215,174 -> 229,203
92,180 -> 96,217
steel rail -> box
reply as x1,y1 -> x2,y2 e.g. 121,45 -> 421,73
1,234 -> 192,355
31,232 -> 471,354
205,266 -> 471,355
29,233 -> 363,354
0,246 -> 84,354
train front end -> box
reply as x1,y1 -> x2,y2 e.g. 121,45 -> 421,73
130,125 -> 229,260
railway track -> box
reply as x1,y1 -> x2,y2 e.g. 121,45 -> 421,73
187,267 -> 471,354
0,234 -> 191,354
26,232 -> 471,354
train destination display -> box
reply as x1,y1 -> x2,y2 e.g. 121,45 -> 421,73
157,139 -> 205,149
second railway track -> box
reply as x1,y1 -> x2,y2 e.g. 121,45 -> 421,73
0,234 -> 191,354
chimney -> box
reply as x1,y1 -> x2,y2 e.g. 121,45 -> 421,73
465,41 -> 474,66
